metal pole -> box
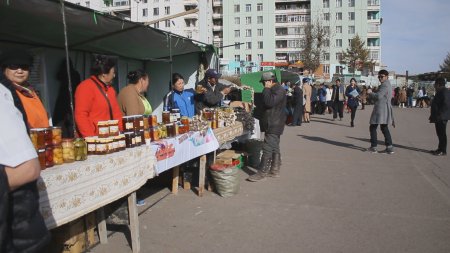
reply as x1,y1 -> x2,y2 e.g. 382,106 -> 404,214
169,34 -> 173,92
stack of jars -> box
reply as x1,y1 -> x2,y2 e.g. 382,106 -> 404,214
161,109 -> 190,138
202,108 -> 219,129
29,127 -> 88,169
121,116 -> 145,148
94,120 -> 126,154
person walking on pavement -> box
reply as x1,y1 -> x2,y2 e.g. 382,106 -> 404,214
331,78 -> 345,121
345,78 -> 361,127
248,72 -> 287,181
429,77 -> 449,156
406,85 -> 415,108
289,80 -> 303,126
302,79 -> 312,123
367,70 -> 396,154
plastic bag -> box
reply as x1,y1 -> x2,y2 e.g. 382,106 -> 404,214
209,166 -> 240,197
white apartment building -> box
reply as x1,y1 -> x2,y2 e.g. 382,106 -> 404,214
64,0 -> 213,45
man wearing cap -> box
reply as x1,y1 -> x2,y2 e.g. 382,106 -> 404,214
0,51 -> 49,130
195,68 -> 231,113
248,72 -> 287,182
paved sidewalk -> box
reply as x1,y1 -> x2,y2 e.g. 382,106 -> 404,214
92,106 -> 450,253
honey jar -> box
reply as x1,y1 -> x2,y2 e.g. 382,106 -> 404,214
117,134 -> 126,151
97,121 -> 110,138
150,127 -> 159,141
134,131 -> 142,146
30,128 -> 46,150
85,137 -> 97,155
166,123 -> 175,138
95,139 -> 108,155
124,132 -> 135,148
162,111 -> 171,124
171,108 -> 181,122
106,137 -> 115,154
148,115 -> 158,127
37,149 -> 46,169
133,115 -> 144,131
108,120 -> 119,136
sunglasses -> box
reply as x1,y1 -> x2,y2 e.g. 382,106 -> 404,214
7,64 -> 30,71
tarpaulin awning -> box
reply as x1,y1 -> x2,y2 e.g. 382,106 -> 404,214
0,0 -> 210,60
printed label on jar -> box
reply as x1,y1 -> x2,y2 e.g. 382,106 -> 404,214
108,142 -> 114,150
125,122 -> 134,130
98,127 -> 109,135
88,143 -> 96,152
140,120 -> 144,127
119,140 -> 126,148
113,141 -> 119,149
96,143 -> 107,152
109,125 -> 119,133
135,136 -> 142,143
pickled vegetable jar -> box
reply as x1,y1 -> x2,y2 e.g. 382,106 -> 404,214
74,138 -> 88,161
62,139 -> 75,163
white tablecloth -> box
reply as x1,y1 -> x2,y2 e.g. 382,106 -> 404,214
38,145 -> 156,229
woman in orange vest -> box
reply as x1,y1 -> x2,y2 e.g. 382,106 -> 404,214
74,55 -> 123,137
0,51 -> 49,131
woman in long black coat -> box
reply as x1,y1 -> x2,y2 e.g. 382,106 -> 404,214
290,82 -> 303,126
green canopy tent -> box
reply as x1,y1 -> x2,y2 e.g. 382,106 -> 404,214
240,69 -> 302,93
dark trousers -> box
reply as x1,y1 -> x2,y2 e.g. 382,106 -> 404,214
435,120 -> 448,153
370,124 -> 392,148
333,101 -> 344,119
292,104 -> 303,125
318,101 -> 326,114
407,96 -> 413,107
349,105 -> 357,123
262,133 -> 281,157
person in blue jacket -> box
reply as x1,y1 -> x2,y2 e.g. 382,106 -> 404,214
164,73 -> 196,117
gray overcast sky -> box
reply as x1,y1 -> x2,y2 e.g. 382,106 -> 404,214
381,0 -> 450,75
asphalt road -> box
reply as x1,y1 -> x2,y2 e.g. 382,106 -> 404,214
92,105 -> 450,253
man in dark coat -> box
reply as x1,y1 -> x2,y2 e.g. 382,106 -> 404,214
429,77 -> 450,156
194,68 -> 231,114
248,72 -> 287,181
331,78 -> 345,121
289,80 -> 303,126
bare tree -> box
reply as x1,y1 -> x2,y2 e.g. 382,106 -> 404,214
340,35 -> 372,76
301,19 -> 329,74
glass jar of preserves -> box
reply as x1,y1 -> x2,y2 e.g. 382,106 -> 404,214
30,128 -> 46,150
166,123 -> 175,138
171,108 -> 181,122
108,119 -> 120,136
124,132 -> 135,148
95,139 -> 108,155
97,121 -> 110,138
53,145 -> 64,165
132,115 -> 144,131
143,115 -> 149,129
181,116 -> 189,127
44,127 -> 52,147
150,127 -> 159,141
122,116 -> 135,132
51,126 -> 62,145
106,137 -> 114,154
144,129 -> 151,145
62,138 -> 75,163
117,134 -> 126,150
45,145 -> 54,168
203,109 -> 213,121
162,111 -> 171,124
134,131 -> 142,146
149,115 -> 158,127
74,138 -> 87,161
37,149 -> 46,169
85,137 -> 97,155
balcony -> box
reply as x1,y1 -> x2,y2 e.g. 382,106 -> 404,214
184,0 -> 198,5
213,0 -> 222,6
104,0 -> 130,12
367,0 -> 380,10
184,13 -> 198,19
213,36 -> 223,42
212,13 -> 223,19
213,25 -> 223,31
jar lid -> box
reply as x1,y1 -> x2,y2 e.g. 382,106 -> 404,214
108,119 -> 119,124
97,121 -> 109,126
62,138 -> 74,142
123,115 -> 135,119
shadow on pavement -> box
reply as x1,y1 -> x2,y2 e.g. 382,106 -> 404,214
346,136 -> 431,154
297,134 -> 366,151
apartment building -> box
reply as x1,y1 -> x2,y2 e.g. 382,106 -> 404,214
310,0 -> 381,79
65,0 -> 213,45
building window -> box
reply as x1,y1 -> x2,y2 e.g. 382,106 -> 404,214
276,15 -> 287,23
336,39 -> 342,47
143,8 -> 148,17
336,26 -> 342,33
257,16 -> 263,24
336,12 -> 342,20
348,26 -> 355,34
186,31 -> 192,38
370,50 -> 379,60
234,30 -> 240,38
323,0 -> 329,8
234,4 -> 240,13
235,43 -> 241,49
153,22 -> 159,28
165,20 -> 170,27
235,55 -> 240,61
246,17 -> 251,24
348,0 -> 355,7
323,13 -> 330,21
246,29 -> 252,37
257,29 -> 263,36
165,6 -> 170,15
336,0 -> 342,7
323,26 -> 330,34
323,64 -> 330,73
153,8 -> 159,16
235,17 -> 240,25
246,4 -> 251,12
246,54 -> 252,61
258,54 -> 263,62
257,3 -> 263,11
336,53 -> 343,60
323,53 -> 330,61
258,41 -> 263,49
349,12 -> 355,20
246,42 -> 252,49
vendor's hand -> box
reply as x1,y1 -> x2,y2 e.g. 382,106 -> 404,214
221,87 -> 231,95
392,122 -> 396,128
198,87 -> 207,94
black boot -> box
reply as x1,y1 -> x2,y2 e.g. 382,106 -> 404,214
248,154 -> 272,182
268,153 -> 281,177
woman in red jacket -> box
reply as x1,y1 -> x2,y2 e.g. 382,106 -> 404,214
75,56 -> 123,137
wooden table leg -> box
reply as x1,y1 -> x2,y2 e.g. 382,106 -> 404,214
198,155 -> 207,197
172,166 -> 179,194
96,207 -> 108,244
128,192 -> 140,253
